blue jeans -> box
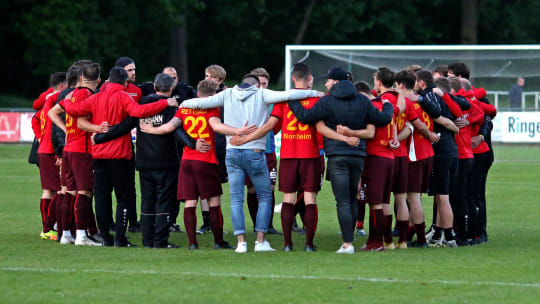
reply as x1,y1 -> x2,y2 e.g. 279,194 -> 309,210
226,149 -> 272,235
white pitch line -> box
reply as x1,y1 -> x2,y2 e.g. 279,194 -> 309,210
1,267 -> 539,289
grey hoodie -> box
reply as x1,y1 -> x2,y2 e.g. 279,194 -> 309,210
181,84 -> 318,150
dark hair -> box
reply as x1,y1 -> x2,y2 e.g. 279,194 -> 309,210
242,74 -> 260,86
250,67 -> 270,80
154,73 -> 174,93
72,59 -> 93,68
395,70 -> 416,90
66,67 -> 80,87
354,81 -> 371,94
108,67 -> 129,84
197,79 -> 219,97
50,72 -> 66,87
82,63 -> 100,81
448,76 -> 462,92
415,69 -> 433,87
292,63 -> 311,81
434,77 -> 451,93
115,57 -> 134,68
433,65 -> 448,77
448,62 -> 470,79
375,67 -> 395,88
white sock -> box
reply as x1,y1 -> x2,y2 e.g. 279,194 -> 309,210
76,229 -> 86,239
63,230 -> 72,238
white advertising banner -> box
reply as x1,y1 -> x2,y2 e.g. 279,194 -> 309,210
19,112 -> 35,142
492,112 -> 540,143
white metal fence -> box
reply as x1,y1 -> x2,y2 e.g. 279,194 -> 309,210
486,91 -> 540,110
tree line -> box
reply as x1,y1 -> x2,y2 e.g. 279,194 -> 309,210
1,0 -> 539,100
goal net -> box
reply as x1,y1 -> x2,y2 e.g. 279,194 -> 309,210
285,45 -> 540,111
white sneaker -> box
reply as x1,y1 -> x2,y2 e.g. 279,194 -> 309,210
75,236 -> 102,246
336,244 -> 354,254
235,242 -> 247,253
60,235 -> 75,245
254,240 -> 276,252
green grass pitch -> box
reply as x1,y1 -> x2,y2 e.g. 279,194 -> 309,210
0,144 -> 539,303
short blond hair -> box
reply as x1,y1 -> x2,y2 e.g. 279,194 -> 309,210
197,79 -> 219,97
205,64 -> 226,81
250,67 -> 270,80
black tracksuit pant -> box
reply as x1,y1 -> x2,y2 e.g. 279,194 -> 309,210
93,159 -> 132,242
327,155 -> 365,243
139,168 -> 178,248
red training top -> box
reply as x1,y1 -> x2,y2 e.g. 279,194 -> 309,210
37,91 -> 61,154
174,107 -> 220,164
271,96 -> 320,159
366,99 -> 395,159
60,82 -> 168,159
63,87 -> 94,154
33,87 -> 53,110
410,101 -> 434,161
394,99 -> 418,157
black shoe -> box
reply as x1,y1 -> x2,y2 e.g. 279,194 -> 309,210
196,225 -> 211,235
155,242 -> 180,249
412,241 -> 428,248
144,245 -> 153,249
304,245 -> 317,252
128,223 -> 142,233
456,239 -> 471,246
267,227 -> 282,235
114,240 -> 138,248
283,245 -> 293,252
169,223 -> 183,233
479,233 -> 488,244
102,238 -> 115,247
293,227 -> 306,235
214,241 -> 233,249
189,243 -> 199,250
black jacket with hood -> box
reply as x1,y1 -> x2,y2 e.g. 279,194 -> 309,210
288,80 -> 393,157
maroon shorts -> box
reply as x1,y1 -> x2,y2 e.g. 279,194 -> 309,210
38,153 -> 60,191
360,155 -> 394,205
392,156 -> 409,194
178,159 -> 222,200
62,151 -> 94,191
407,157 -> 433,194
279,158 -> 322,193
246,152 -> 277,187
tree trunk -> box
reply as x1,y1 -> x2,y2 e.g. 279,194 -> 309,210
170,21 -> 189,83
461,0 -> 478,44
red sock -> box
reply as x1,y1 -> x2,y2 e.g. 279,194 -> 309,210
367,209 -> 374,245
415,222 -> 427,244
69,194 -> 77,235
183,207 -> 197,245
45,194 -> 60,231
87,199 -> 98,236
384,215 -> 393,244
75,194 -> 92,230
269,191 -> 276,228
247,192 -> 258,226
304,204 -> 317,247
397,220 -> 409,243
40,198 -> 51,232
59,193 -> 73,231
406,225 -> 416,242
357,199 -> 366,223
280,203 -> 295,246
373,209 -> 385,245
356,221 -> 364,229
209,206 -> 225,244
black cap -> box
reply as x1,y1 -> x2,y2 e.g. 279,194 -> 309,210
114,57 -> 134,68
321,67 -> 349,81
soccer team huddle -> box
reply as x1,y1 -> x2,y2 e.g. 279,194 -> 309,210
32,57 -> 495,253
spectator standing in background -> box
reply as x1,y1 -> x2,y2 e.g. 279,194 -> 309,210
509,77 -> 524,111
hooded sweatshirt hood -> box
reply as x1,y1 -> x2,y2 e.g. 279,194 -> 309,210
232,84 -> 258,101
330,80 -> 357,100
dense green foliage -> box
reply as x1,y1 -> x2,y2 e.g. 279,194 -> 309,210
0,143 -> 540,302
2,0 -> 540,101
